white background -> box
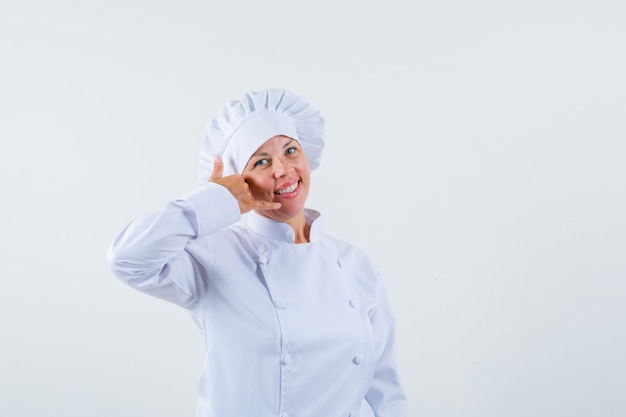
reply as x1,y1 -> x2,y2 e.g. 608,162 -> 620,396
1,1 -> 625,416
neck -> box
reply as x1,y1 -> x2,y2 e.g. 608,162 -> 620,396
286,212 -> 310,243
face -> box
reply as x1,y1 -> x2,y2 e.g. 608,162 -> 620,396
242,135 -> 310,224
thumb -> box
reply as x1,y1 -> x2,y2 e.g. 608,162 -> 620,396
209,155 -> 224,181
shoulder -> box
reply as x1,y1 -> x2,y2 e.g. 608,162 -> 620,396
319,233 -> 382,283
187,223 -> 245,255
320,232 -> 376,261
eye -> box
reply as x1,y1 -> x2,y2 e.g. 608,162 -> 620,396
285,146 -> 297,155
253,158 -> 269,168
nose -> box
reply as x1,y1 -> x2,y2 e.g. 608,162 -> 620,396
273,158 -> 290,178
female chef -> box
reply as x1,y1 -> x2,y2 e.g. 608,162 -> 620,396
106,89 -> 407,417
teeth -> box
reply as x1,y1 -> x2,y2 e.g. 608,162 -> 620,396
276,182 -> 298,194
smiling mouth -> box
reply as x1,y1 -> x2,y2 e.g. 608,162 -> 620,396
275,182 -> 299,195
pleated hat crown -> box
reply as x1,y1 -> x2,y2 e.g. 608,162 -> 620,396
198,89 -> 325,185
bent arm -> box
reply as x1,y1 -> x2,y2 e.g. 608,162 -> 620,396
106,183 -> 241,309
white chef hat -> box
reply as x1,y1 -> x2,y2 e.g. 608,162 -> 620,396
197,88 -> 325,185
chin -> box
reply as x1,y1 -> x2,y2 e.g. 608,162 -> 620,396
276,202 -> 304,217
260,202 -> 305,223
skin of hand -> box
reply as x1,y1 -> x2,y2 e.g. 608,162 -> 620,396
209,155 -> 281,214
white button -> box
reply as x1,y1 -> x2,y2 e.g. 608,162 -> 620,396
282,354 -> 291,365
274,299 -> 286,309
258,255 -> 268,265
348,299 -> 356,308
352,355 -> 362,365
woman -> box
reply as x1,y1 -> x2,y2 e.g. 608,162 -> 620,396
107,89 -> 407,417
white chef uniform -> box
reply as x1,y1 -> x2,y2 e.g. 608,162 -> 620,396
107,182 -> 408,417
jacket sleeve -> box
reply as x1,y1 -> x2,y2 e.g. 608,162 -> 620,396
365,271 -> 409,417
106,183 -> 241,309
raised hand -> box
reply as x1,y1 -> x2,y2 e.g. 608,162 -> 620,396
209,155 -> 281,214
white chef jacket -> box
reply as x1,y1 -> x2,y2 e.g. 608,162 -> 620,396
107,183 -> 407,417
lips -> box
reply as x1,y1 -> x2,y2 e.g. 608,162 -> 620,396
275,181 -> 299,195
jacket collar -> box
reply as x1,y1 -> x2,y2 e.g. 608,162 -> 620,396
246,208 -> 323,243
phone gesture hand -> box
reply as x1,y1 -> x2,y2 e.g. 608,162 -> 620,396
209,156 -> 281,214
